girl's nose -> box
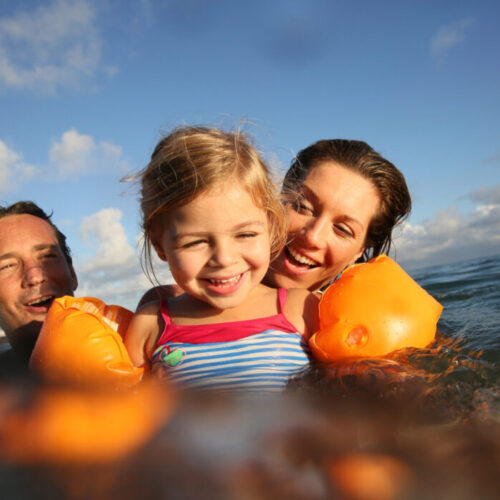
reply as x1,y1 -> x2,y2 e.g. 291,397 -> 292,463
209,239 -> 238,267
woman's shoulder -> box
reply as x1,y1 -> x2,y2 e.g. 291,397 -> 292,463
284,287 -> 319,304
282,288 -> 320,337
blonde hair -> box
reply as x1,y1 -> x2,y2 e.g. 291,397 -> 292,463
140,126 -> 286,280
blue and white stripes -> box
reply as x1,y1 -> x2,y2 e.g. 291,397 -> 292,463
152,330 -> 311,392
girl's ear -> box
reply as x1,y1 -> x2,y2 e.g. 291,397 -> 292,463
148,229 -> 168,262
151,240 -> 167,261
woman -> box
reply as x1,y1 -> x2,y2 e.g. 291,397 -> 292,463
138,138 -> 411,305
264,138 -> 411,292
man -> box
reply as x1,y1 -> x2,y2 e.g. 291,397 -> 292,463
0,201 -> 77,373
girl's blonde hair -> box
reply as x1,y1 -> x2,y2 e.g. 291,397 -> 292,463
140,126 -> 286,279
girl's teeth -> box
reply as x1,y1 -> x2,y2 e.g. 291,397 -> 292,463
288,248 -> 317,266
209,274 -> 241,287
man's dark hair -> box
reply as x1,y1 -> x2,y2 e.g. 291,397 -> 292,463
0,201 -> 73,265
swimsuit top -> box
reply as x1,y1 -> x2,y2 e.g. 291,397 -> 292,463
152,288 -> 311,392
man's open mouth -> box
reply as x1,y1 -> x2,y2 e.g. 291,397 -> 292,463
25,295 -> 56,308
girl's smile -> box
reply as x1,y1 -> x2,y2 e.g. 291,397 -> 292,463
203,272 -> 246,295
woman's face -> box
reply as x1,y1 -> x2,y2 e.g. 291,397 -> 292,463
267,161 -> 381,291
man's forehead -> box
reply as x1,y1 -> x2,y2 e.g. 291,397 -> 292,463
0,214 -> 59,255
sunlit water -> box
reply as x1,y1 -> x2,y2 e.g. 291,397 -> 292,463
1,254 -> 499,499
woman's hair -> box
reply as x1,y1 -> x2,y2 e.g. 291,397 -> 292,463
282,139 -> 411,262
140,126 -> 286,279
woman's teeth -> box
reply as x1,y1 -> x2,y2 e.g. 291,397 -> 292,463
287,247 -> 318,267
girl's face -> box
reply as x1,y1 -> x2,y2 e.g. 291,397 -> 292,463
267,162 -> 381,291
152,180 -> 271,311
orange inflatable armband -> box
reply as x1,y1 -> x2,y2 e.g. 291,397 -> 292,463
0,381 -> 173,465
30,296 -> 143,389
309,255 -> 443,361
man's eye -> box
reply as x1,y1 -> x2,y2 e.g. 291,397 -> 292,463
0,262 -> 17,273
41,253 -> 57,260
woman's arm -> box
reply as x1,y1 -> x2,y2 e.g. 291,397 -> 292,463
124,301 -> 162,369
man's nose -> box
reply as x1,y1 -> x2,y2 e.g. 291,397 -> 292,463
22,262 -> 47,287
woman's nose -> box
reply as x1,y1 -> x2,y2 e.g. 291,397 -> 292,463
303,217 -> 328,248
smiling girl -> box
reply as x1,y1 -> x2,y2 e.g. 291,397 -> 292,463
125,127 -> 319,392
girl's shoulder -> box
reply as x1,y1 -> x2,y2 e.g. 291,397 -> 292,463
135,299 -> 162,316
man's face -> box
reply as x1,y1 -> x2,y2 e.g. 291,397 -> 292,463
0,214 -> 77,358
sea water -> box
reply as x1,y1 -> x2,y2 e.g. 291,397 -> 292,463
1,254 -> 499,499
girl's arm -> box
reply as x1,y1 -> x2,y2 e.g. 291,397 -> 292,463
284,289 -> 320,339
124,301 -> 162,369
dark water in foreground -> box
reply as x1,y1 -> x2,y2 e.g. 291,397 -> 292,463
1,254 -> 499,499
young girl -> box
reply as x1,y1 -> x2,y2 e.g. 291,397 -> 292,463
125,126 -> 319,392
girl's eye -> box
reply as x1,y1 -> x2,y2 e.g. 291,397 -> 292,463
182,239 -> 206,249
237,232 -> 257,239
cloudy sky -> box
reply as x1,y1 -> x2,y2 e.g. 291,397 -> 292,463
1,0 -> 499,310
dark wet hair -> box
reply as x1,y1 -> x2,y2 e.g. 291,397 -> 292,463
283,139 -> 411,262
0,201 -> 73,265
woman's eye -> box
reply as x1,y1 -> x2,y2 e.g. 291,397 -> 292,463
237,232 -> 257,239
334,224 -> 354,237
294,198 -> 314,215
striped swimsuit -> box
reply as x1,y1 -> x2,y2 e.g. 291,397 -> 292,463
151,288 -> 311,392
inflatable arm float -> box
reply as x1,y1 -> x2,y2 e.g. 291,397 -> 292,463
30,296 -> 143,389
309,255 -> 443,361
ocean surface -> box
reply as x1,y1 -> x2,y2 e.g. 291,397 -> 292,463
413,253 -> 500,358
1,254 -> 499,499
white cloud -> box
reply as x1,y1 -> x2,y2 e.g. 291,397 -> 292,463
392,189 -> 500,269
75,208 -> 174,310
430,18 -> 475,62
0,0 -> 103,93
0,139 -> 36,194
49,128 -> 128,177
80,208 -> 136,270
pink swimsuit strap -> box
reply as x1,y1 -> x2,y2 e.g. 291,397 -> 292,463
156,288 -> 299,346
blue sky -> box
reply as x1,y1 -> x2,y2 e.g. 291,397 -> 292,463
0,0 -> 499,309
